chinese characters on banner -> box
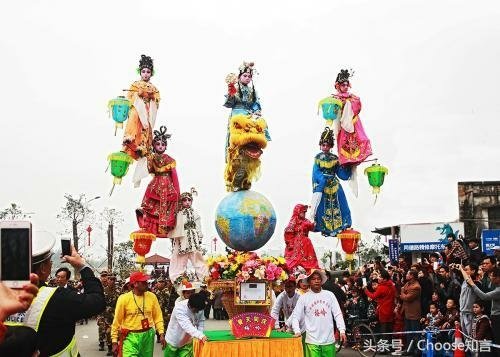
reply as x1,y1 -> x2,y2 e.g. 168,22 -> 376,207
388,239 -> 399,264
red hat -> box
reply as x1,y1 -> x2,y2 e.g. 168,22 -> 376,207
129,271 -> 150,284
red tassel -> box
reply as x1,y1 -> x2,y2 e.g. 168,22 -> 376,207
228,83 -> 237,96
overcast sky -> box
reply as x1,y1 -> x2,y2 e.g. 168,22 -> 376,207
1,0 -> 499,262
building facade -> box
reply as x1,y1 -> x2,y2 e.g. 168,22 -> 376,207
458,181 -> 500,239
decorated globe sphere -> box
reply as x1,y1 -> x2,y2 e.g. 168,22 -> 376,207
215,190 -> 276,251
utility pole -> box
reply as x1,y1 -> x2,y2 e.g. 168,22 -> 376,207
100,207 -> 123,274
107,223 -> 114,272
72,218 -> 79,253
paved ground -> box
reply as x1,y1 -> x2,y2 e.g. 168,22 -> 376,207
76,317 -> 359,356
76,318 -> 229,356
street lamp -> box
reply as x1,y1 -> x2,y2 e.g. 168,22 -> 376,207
87,196 -> 101,204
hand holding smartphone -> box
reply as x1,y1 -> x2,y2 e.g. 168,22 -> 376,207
61,238 -> 71,257
0,221 -> 32,288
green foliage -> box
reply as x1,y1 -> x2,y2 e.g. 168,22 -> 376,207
358,235 -> 387,264
113,241 -> 135,280
57,194 -> 92,224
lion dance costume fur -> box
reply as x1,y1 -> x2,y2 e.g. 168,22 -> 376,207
224,114 -> 268,191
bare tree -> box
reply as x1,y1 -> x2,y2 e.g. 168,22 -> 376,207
113,241 -> 135,280
0,203 -> 33,220
57,194 -> 99,277
100,207 -> 124,272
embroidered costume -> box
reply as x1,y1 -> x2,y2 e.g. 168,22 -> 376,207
284,204 -> 319,271
167,189 -> 208,282
137,127 -> 179,237
319,69 -> 372,166
223,62 -> 269,191
310,128 -> 352,237
123,55 -> 161,187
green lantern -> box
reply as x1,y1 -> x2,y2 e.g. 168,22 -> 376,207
107,151 -> 133,195
364,163 -> 388,194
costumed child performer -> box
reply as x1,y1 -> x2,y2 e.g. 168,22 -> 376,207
123,54 -> 161,187
309,127 -> 352,237
284,204 -> 319,272
167,188 -> 208,282
136,126 -> 179,237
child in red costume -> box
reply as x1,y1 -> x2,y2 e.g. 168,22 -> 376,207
284,204 -> 319,272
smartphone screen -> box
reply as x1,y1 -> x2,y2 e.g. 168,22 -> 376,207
61,238 -> 71,256
1,228 -> 31,284
362,277 -> 367,286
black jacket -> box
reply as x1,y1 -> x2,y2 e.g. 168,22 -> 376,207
37,267 -> 105,356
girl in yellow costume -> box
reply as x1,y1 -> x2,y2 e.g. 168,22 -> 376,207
123,54 -> 161,187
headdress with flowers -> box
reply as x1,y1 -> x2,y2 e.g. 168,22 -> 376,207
180,187 -> 197,202
137,54 -> 155,75
238,61 -> 257,76
153,126 -> 171,144
335,68 -> 353,84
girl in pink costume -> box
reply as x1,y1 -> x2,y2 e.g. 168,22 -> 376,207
333,69 -> 372,166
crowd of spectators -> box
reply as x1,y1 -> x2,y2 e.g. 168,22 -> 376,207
319,233 -> 500,356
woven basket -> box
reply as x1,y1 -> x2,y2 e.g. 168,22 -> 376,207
209,279 -> 269,318
221,291 -> 269,319
208,279 -> 235,291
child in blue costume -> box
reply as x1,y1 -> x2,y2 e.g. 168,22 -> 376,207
310,127 -> 352,237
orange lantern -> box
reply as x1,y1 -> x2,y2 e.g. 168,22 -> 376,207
130,230 -> 156,264
337,228 -> 361,260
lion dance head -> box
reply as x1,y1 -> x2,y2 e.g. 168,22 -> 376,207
225,114 -> 268,191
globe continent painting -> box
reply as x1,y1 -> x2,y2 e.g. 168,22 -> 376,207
215,190 -> 276,251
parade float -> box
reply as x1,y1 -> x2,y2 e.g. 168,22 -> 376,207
102,59 -> 389,357
207,252 -> 287,318
209,61 -> 279,317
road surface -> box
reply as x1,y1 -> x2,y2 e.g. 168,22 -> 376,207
75,317 -> 360,356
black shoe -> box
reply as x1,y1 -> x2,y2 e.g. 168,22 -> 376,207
106,351 -> 112,356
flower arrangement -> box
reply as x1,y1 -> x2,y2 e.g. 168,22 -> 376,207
207,251 -> 289,283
